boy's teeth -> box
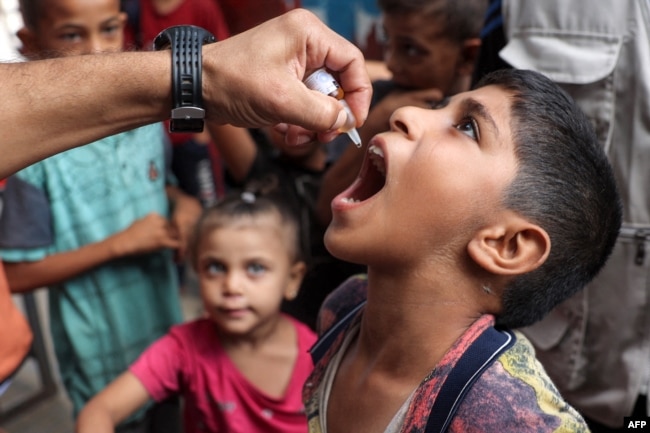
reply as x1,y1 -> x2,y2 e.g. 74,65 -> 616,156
368,145 -> 386,177
369,145 -> 384,158
342,197 -> 361,203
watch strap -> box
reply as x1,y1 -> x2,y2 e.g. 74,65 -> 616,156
154,25 -> 216,133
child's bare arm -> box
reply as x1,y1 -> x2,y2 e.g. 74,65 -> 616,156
206,123 -> 258,183
75,371 -> 151,433
166,186 -> 203,261
4,213 -> 181,293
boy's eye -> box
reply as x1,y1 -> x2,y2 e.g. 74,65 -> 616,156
404,44 -> 423,58
246,262 -> 266,276
455,117 -> 480,141
60,32 -> 82,42
102,24 -> 122,36
398,41 -> 426,59
383,36 -> 426,60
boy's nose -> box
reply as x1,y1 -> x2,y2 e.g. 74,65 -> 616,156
389,106 -> 426,139
86,36 -> 108,54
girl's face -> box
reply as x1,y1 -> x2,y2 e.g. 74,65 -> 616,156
196,213 -> 305,339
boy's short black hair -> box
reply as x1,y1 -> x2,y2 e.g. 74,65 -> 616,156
475,69 -> 622,328
377,0 -> 487,43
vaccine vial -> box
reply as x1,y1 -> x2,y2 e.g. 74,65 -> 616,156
304,68 -> 362,147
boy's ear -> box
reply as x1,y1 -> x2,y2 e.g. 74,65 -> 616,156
284,261 -> 307,301
467,215 -> 551,276
457,37 -> 482,76
16,27 -> 38,57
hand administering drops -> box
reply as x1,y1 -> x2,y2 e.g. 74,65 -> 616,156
0,9 -> 371,178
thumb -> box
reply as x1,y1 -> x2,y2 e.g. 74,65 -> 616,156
282,84 -> 350,132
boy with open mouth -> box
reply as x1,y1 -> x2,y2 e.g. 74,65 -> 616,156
304,68 -> 622,432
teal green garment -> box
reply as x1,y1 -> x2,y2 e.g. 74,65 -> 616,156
0,124 -> 183,416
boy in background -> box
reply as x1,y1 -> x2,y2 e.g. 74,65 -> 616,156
317,0 -> 487,225
0,0 -> 202,429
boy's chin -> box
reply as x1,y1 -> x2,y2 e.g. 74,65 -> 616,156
323,227 -> 367,266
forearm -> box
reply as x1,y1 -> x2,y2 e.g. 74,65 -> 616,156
206,123 -> 257,183
0,51 -> 170,178
76,372 -> 151,433
0,9 -> 372,179
4,239 -> 120,293
166,185 -> 202,215
75,407 -> 116,433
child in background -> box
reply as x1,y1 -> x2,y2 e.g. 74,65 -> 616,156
76,187 -> 317,433
217,0 -> 300,35
317,0 -> 487,225
122,0 -> 229,51
207,117 -> 367,332
305,69 -> 622,431
0,0 -> 202,427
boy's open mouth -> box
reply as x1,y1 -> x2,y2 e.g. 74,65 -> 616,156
341,145 -> 387,203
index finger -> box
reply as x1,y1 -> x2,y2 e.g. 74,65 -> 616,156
303,22 -> 372,128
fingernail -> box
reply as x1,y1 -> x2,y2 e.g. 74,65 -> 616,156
274,123 -> 289,133
295,133 -> 312,145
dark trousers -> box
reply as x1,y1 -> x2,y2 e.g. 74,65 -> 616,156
116,396 -> 182,433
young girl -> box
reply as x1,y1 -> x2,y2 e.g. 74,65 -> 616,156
75,188 -> 316,433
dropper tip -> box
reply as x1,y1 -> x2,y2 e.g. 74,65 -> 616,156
347,128 -> 362,148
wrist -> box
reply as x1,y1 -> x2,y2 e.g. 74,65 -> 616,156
153,25 -> 216,133
104,233 -> 127,259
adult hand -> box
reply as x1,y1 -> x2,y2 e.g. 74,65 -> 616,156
201,9 -> 372,140
0,10 -> 370,179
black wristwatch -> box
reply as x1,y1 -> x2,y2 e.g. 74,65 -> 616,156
153,25 -> 216,133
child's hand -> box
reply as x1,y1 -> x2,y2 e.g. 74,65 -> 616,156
108,213 -> 181,258
169,194 -> 203,262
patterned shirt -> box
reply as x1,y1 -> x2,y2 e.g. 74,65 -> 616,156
303,275 -> 589,432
